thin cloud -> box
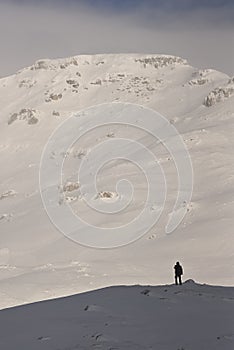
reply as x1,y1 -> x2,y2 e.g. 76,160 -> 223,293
0,0 -> 233,78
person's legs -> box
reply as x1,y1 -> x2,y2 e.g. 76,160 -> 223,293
179,276 -> 182,285
175,276 -> 178,285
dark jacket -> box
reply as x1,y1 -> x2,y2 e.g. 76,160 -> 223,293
174,263 -> 183,276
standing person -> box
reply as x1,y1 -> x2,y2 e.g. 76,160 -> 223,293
174,261 -> 183,285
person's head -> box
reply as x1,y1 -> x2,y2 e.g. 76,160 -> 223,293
176,261 -> 180,265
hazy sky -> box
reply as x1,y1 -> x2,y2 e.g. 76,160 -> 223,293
0,0 -> 233,77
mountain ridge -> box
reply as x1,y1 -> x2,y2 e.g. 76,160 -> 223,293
0,281 -> 233,349
0,53 -> 233,309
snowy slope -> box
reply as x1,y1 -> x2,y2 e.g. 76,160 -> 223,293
0,281 -> 233,350
0,54 -> 234,309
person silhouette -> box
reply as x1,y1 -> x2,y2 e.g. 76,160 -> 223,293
174,261 -> 183,285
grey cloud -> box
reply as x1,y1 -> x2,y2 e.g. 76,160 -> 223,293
0,1 -> 233,78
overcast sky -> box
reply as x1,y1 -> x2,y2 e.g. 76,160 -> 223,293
0,0 -> 233,78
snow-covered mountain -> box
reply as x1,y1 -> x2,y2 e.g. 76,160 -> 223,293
0,54 -> 234,309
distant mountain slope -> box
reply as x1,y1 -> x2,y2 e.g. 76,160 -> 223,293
0,54 -> 233,309
0,281 -> 233,350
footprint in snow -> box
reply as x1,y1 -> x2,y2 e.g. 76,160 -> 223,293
84,304 -> 103,312
141,289 -> 151,296
37,336 -> 51,341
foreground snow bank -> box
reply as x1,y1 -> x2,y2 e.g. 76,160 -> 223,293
0,281 -> 233,350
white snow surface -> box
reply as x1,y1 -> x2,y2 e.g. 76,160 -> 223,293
0,54 -> 234,312
0,280 -> 234,350
0,281 -> 233,350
